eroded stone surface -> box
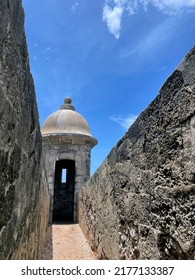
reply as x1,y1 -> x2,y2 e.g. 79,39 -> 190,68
0,0 -> 49,259
79,46 -> 195,260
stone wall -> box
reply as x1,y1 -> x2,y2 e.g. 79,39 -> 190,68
0,0 -> 49,259
79,46 -> 195,260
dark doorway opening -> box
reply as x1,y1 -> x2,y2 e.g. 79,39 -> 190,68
52,160 -> 75,223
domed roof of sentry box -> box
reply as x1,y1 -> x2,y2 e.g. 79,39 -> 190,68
41,97 -> 95,139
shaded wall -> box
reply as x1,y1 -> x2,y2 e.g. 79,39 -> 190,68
79,46 -> 195,260
0,0 -> 49,259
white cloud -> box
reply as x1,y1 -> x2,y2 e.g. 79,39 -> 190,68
71,2 -> 79,13
126,0 -> 139,14
127,0 -> 195,14
147,0 -> 195,14
109,114 -> 138,130
102,5 -> 124,39
103,0 -> 195,38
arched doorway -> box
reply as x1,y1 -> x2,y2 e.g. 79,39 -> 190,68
52,160 -> 75,223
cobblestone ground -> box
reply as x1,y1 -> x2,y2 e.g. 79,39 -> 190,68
41,224 -> 96,260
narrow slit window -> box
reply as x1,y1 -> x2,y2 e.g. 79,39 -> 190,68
61,169 -> 67,183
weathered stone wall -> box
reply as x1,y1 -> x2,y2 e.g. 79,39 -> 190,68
79,46 -> 195,260
0,0 -> 49,259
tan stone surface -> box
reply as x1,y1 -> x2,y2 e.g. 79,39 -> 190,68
41,224 -> 96,260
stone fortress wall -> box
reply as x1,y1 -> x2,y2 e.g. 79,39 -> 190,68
79,46 -> 195,260
0,0 -> 49,259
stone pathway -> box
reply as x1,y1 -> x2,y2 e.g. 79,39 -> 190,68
41,224 -> 96,260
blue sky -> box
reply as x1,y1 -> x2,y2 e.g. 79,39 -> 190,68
22,0 -> 195,174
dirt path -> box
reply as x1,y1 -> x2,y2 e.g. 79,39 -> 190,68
41,224 -> 96,260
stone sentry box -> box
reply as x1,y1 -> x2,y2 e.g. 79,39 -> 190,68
41,97 -> 97,223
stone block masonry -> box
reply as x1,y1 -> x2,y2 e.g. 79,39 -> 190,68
41,97 -> 97,224
79,46 -> 195,260
42,137 -> 93,223
0,0 -> 49,259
